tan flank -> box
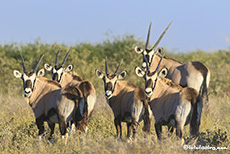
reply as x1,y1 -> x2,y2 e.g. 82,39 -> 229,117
95,57 -> 152,141
13,55 -> 83,144
44,48 -> 96,132
135,55 -> 203,140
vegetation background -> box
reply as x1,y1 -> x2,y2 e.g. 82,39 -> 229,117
0,35 -> 229,153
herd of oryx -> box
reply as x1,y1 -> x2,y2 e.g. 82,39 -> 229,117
13,22 -> 210,144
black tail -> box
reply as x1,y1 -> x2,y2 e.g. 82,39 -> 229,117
142,100 -> 151,134
190,95 -> 203,137
199,75 -> 209,104
74,90 -> 89,133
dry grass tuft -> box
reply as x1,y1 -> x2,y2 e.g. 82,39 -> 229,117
0,87 -> 229,154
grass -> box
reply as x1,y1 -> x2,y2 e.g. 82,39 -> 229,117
0,40 -> 229,153
0,87 -> 229,154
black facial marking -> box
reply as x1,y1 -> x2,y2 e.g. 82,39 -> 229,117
25,80 -> 32,88
146,79 -> 153,89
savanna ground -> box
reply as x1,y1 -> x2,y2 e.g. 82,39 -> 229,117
0,36 -> 229,153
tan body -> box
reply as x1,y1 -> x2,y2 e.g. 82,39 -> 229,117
96,58 -> 151,141
44,48 -> 96,132
150,55 -> 210,100
108,81 -> 151,124
13,54 -> 83,144
135,56 -> 203,140
150,78 -> 202,139
27,77 -> 82,141
57,72 -> 96,131
30,77 -> 81,120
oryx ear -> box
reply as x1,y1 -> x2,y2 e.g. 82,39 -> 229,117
134,46 -> 143,54
95,69 -> 104,79
13,70 -> 22,78
156,47 -> 163,54
118,70 -> 127,80
135,67 -> 145,78
65,64 -> 73,73
44,63 -> 52,71
158,68 -> 168,78
37,69 -> 45,77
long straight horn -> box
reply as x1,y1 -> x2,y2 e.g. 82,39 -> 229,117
145,22 -> 152,50
114,59 -> 123,75
20,54 -> 27,73
105,56 -> 108,75
155,55 -> 164,73
55,48 -> 61,67
143,54 -> 149,72
33,54 -> 44,73
151,21 -> 173,51
61,47 -> 72,67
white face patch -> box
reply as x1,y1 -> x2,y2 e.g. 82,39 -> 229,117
24,88 -> 32,97
105,77 -> 110,83
52,68 -> 64,82
23,73 -> 36,97
142,62 -> 147,69
105,90 -> 112,99
145,88 -> 153,98
57,68 -> 63,74
52,68 -> 57,73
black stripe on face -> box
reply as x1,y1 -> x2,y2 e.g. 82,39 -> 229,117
146,79 -> 153,89
106,82 -> 113,91
52,73 -> 58,81
25,80 -> 32,89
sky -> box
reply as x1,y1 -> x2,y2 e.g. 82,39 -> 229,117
0,0 -> 230,53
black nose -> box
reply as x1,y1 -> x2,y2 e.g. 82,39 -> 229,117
145,91 -> 151,95
25,91 -> 30,94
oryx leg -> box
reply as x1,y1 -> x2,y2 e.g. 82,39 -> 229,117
142,114 -> 151,136
36,116 -> 45,142
155,123 -> 162,140
175,121 -> 185,145
126,122 -> 132,141
114,117 -> 122,140
131,121 -> 138,141
48,122 -> 55,143
59,115 -> 68,144
176,121 -> 184,139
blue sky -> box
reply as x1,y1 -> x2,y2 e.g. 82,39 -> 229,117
0,0 -> 229,52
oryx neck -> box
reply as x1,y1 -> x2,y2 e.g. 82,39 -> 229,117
149,55 -> 166,71
60,72 -> 82,87
149,78 -> 182,101
148,79 -> 165,100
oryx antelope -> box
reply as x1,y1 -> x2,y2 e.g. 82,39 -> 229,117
13,55 -> 84,144
44,48 -> 96,132
134,22 -> 210,103
135,55 -> 203,140
95,57 -> 152,141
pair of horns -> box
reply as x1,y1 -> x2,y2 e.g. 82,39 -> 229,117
144,54 -> 163,74
145,21 -> 173,51
55,48 -> 72,67
105,57 -> 123,75
20,54 -> 44,73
